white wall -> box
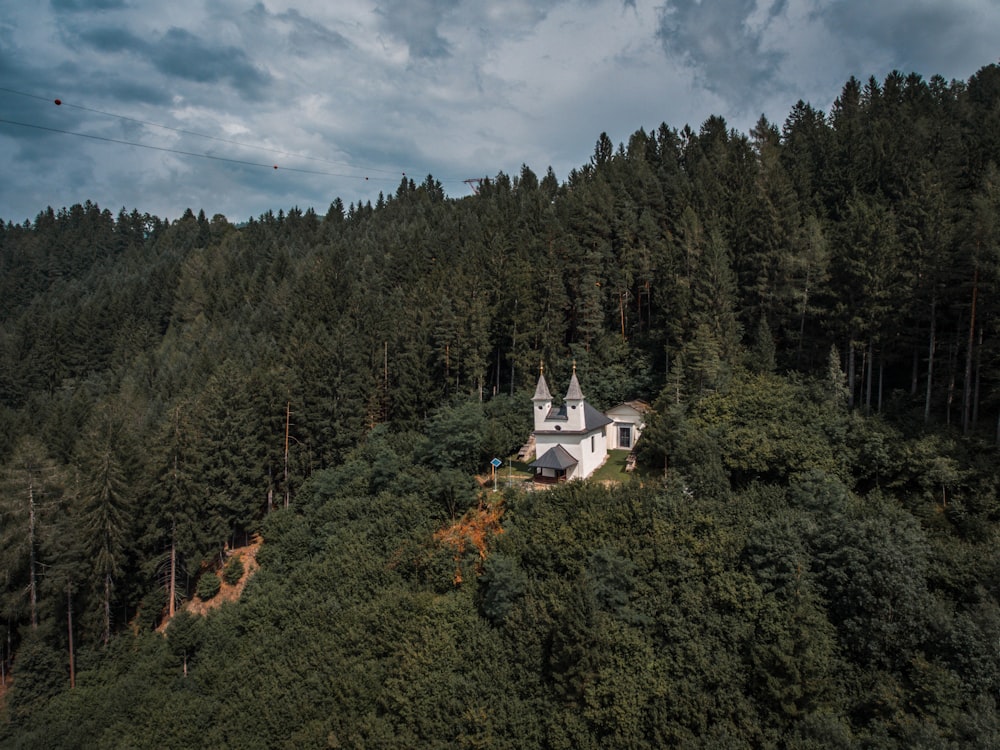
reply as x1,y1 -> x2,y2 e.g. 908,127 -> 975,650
576,428 -> 608,478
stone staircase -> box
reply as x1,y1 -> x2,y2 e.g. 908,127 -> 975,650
516,435 -> 536,462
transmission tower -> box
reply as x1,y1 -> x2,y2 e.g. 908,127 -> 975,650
463,178 -> 487,194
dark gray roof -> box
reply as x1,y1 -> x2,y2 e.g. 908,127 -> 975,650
565,371 -> 583,401
530,444 -> 578,470
583,402 -> 614,431
533,373 -> 552,401
545,404 -> 568,421
537,401 -> 611,434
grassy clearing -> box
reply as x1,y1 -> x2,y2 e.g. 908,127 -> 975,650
591,450 -> 634,483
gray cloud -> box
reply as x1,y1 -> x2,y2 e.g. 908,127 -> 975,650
74,25 -> 270,98
77,25 -> 143,53
3,0 -> 1000,225
655,0 -> 784,107
819,0 -> 998,77
244,3 -> 350,56
50,0 -> 126,11
652,0 -> 1000,127
374,0 -> 461,59
154,28 -> 271,95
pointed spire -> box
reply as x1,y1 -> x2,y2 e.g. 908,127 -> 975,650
565,360 -> 583,401
533,360 -> 552,401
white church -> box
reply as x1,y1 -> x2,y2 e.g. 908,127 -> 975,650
528,364 -> 648,483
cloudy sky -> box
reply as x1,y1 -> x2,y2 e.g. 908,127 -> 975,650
1,0 -> 998,224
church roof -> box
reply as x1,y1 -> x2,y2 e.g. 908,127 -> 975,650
565,371 -> 583,401
536,402 -> 612,434
606,400 -> 651,417
533,372 -> 552,401
581,402 -> 613,430
530,444 -> 578,470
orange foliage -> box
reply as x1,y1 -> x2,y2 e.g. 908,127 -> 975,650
433,495 -> 505,585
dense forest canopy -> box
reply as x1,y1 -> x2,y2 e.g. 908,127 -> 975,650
1,63 -> 1000,747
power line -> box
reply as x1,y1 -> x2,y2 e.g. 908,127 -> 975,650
0,117 -> 402,182
0,86 -> 479,186
0,86 -> 405,176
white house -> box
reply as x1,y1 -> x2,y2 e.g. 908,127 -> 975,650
529,365 -> 612,483
605,400 -> 650,452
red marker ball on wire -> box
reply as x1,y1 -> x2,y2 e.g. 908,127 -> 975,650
54,99 -> 62,105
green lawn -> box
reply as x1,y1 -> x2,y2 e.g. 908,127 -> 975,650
591,450 -> 635,482
496,449 -> 650,487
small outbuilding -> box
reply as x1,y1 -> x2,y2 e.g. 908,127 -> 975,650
605,400 -> 650,451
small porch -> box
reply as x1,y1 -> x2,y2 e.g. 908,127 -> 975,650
529,444 -> 577,484
532,469 -> 569,485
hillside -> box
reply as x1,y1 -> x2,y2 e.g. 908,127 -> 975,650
2,62 -> 1000,747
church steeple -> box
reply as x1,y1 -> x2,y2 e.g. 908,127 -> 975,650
533,361 -> 552,401
564,361 -> 585,431
565,360 -> 583,401
532,361 -> 553,431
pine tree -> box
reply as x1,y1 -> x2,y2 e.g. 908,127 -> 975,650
146,402 -> 206,617
750,316 -> 777,373
0,437 -> 63,631
75,407 -> 133,645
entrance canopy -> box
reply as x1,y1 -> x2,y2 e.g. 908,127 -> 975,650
530,444 -> 578,471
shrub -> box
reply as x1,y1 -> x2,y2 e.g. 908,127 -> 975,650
222,555 -> 245,586
196,572 -> 221,600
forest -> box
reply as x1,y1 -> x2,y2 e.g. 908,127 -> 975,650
1,62 -> 1000,747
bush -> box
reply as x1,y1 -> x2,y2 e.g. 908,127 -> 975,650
196,572 -> 221,600
222,555 -> 245,585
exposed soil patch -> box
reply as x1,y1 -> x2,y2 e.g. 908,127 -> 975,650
158,537 -> 262,631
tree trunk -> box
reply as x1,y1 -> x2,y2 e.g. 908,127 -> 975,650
284,402 -> 291,509
963,268 -> 979,435
847,342 -> 856,409
972,325 -> 983,431
67,583 -> 75,689
2,628 -> 10,687
878,353 -> 885,414
946,333 -> 958,427
865,339 -> 874,415
103,574 -> 112,647
619,291 -> 627,343
797,267 -> 811,368
924,297 -> 936,423
509,311 -> 517,397
494,344 -> 501,397
29,478 -> 37,630
168,532 -> 177,620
